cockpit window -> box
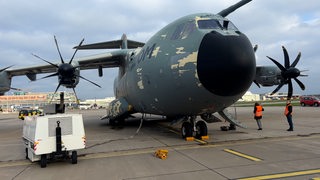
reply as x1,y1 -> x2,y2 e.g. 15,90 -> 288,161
171,21 -> 196,40
218,20 -> 238,31
197,19 -> 222,29
197,19 -> 239,31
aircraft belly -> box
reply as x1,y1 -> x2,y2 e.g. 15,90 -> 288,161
125,52 -> 243,116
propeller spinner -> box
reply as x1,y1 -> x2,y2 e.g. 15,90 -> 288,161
32,36 -> 101,103
267,46 -> 306,100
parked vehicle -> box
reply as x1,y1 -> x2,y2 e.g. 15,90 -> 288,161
23,114 -> 86,168
18,109 -> 30,120
18,109 -> 42,120
300,96 -> 320,107
78,103 -> 91,110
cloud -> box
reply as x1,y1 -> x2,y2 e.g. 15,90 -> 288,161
1,0 -> 320,98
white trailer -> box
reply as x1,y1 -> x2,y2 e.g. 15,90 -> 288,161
23,113 -> 86,168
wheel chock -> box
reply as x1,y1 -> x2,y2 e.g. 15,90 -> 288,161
201,136 -> 209,140
185,137 -> 194,141
155,149 -> 168,160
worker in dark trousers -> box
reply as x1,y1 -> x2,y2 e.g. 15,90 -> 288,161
253,102 -> 264,130
284,100 -> 293,131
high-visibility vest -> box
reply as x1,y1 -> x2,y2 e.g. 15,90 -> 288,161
284,104 -> 292,115
255,105 -> 263,117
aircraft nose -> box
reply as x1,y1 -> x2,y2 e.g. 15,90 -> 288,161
197,31 -> 256,96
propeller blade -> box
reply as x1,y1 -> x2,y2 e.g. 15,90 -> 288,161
282,46 -> 290,68
290,52 -> 301,68
32,53 -> 59,68
69,38 -> 85,64
0,65 -> 14,72
10,87 -> 22,91
72,88 -> 80,104
50,82 -> 62,103
78,75 -> 101,88
54,35 -> 65,64
253,80 -> 261,88
287,79 -> 293,100
39,72 -> 59,80
267,56 -> 286,71
294,77 -> 306,90
270,82 -> 285,96
253,44 -> 258,53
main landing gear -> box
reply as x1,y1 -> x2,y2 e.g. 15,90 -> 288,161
181,116 -> 208,139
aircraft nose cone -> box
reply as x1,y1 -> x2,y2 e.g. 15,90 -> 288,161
197,31 -> 256,96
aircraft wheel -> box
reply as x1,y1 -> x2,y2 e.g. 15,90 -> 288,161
40,154 -> 47,168
181,122 -> 192,139
71,151 -> 77,164
195,121 -> 207,139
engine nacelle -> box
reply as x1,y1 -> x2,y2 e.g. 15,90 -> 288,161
0,71 -> 11,95
254,66 -> 282,87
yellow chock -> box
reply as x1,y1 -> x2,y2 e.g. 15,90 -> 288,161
185,137 -> 194,141
155,149 -> 168,160
201,136 -> 209,140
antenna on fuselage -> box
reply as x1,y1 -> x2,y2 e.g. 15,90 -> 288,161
218,0 -> 252,17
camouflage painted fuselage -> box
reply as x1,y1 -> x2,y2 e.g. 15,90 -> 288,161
115,13 -> 256,116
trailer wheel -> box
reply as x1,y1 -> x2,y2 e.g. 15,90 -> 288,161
71,151 -> 77,164
40,154 -> 47,168
25,148 -> 28,159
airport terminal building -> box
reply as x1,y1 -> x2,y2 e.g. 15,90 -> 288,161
0,91 -> 77,112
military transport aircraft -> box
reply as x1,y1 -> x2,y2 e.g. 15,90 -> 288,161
0,0 -> 306,139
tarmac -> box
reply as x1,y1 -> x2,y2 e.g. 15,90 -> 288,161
0,105 -> 320,180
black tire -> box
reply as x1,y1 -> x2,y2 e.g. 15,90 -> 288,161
314,103 -> 319,107
181,122 -> 193,139
71,151 -> 77,164
25,148 -> 28,159
40,154 -> 47,168
301,103 -> 305,106
195,121 -> 208,139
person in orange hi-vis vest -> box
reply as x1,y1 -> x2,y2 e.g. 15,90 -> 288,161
253,102 -> 264,130
284,100 -> 293,131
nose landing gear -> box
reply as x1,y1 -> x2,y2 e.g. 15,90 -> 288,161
181,116 -> 208,140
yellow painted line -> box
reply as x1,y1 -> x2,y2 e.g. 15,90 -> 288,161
239,169 -> 320,180
194,138 -> 208,145
224,149 -> 262,162
169,129 -> 180,135
0,160 -> 31,168
312,178 -> 320,180
79,148 -> 156,160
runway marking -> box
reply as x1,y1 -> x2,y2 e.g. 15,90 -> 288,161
1,134 -> 320,168
238,169 -> 320,180
166,126 -> 208,145
80,148 -> 156,160
193,138 -> 208,145
224,149 -> 262,162
0,160 -> 31,168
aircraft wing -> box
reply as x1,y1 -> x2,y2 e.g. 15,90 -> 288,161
6,49 -> 130,78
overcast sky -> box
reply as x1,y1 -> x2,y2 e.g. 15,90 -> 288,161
1,0 -> 319,99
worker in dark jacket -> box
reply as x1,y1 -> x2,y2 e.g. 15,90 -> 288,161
284,100 -> 293,131
253,102 -> 264,130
